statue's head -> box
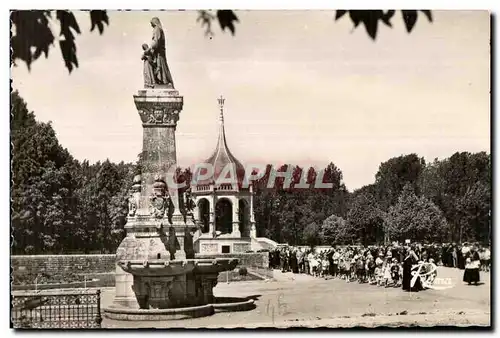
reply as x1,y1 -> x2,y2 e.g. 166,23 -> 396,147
150,17 -> 162,28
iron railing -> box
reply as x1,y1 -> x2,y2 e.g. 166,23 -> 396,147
11,289 -> 102,329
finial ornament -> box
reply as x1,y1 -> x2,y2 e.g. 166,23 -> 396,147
217,95 -> 225,122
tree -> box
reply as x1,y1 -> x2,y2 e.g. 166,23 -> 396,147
385,184 -> 448,243
346,191 -> 385,246
456,181 -> 491,243
418,152 -> 491,243
302,222 -> 323,248
11,91 -> 137,254
11,10 -> 433,73
11,91 -> 79,254
252,163 -> 349,245
320,214 -> 347,245
374,154 -> 426,211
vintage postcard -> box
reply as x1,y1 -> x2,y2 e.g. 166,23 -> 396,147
10,9 -> 491,329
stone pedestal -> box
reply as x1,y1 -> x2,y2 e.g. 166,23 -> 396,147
113,87 -> 192,308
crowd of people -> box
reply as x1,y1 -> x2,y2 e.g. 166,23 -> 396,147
269,242 -> 490,291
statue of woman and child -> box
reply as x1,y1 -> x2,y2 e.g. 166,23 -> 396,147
142,17 -> 175,88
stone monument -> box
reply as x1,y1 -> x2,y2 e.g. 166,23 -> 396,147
103,17 -> 254,321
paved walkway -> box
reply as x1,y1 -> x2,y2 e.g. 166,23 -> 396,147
271,269 -> 317,282
102,267 -> 490,328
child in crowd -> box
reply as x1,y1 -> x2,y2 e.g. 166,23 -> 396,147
375,260 -> 383,286
382,257 -> 393,287
367,255 -> 376,284
356,256 -> 365,283
390,258 -> 401,287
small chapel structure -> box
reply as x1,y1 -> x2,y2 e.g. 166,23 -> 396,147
192,96 -> 277,254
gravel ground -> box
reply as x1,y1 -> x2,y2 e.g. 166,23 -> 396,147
102,266 -> 490,328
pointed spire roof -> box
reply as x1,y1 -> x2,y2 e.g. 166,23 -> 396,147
201,96 -> 245,187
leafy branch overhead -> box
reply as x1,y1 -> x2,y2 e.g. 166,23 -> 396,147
11,10 -> 431,73
10,10 -> 109,73
335,10 -> 433,40
197,10 -> 239,36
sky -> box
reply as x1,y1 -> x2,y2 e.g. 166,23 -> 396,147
11,10 -> 490,191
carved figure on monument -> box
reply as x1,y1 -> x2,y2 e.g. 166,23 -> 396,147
128,174 -> 142,216
128,196 -> 137,216
141,17 -> 175,88
149,175 -> 169,218
141,43 -> 155,88
183,188 -> 196,213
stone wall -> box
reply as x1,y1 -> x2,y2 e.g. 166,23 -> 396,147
11,254 -> 116,276
195,252 -> 269,268
11,252 -> 269,278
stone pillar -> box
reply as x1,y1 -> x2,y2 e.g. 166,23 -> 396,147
231,196 -> 241,238
249,186 -> 257,238
209,189 -> 216,237
113,261 -> 139,309
134,88 -> 182,212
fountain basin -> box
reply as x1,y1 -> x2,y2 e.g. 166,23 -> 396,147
113,258 -> 240,311
104,297 -> 255,321
117,258 -> 238,277
192,258 -> 239,274
118,260 -> 195,277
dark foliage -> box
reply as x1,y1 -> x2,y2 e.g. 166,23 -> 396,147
11,10 -> 109,73
11,10 -> 432,73
335,10 -> 433,40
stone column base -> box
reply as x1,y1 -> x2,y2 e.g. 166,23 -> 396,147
113,265 -> 139,309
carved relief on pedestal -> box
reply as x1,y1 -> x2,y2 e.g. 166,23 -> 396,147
233,243 -> 250,253
201,243 -> 218,254
137,106 -> 181,127
149,195 -> 169,218
131,276 -> 174,309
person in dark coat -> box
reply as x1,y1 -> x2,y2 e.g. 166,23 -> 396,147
279,248 -> 287,272
284,248 -> 290,272
327,249 -> 334,276
402,246 -> 422,292
457,245 -> 465,270
441,245 -> 448,267
463,246 -> 481,285
290,249 -> 299,273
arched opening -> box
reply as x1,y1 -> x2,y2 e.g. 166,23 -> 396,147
239,199 -> 248,237
215,198 -> 233,234
198,198 -> 210,233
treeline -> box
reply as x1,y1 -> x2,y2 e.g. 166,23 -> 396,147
10,91 -> 491,254
11,91 -> 134,254
250,151 -> 490,246
318,152 -> 491,246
